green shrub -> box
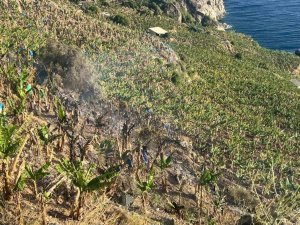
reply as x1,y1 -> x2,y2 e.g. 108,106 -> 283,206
179,52 -> 188,61
188,25 -> 201,32
182,12 -> 194,24
171,71 -> 182,85
201,15 -> 216,27
98,0 -> 110,6
122,0 -> 140,9
111,14 -> 129,26
148,2 -> 163,15
69,0 -> 80,4
235,52 -> 242,60
82,4 -> 99,14
99,139 -> 114,153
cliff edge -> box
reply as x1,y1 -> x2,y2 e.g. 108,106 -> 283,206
188,0 -> 225,21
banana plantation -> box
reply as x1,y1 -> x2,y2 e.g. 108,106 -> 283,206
0,0 -> 300,224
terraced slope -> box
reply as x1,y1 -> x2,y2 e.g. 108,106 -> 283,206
1,1 -> 300,224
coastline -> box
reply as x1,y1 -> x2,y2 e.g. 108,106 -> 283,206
221,0 -> 300,53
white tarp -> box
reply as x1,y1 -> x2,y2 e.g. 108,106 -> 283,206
290,79 -> 300,88
148,27 -> 168,35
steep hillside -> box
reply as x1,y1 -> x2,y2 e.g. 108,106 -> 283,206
0,1 -> 300,225
181,0 -> 225,21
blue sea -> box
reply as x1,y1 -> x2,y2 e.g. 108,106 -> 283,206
223,0 -> 300,52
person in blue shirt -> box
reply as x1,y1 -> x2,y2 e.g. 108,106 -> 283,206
126,155 -> 133,170
0,103 -> 3,114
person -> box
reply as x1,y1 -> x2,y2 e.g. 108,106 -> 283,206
141,146 -> 149,169
73,102 -> 79,125
126,153 -> 133,170
0,103 -> 3,114
163,123 -> 171,136
86,115 -> 90,125
145,107 -> 152,127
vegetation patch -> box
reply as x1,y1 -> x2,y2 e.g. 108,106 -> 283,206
110,14 -> 130,26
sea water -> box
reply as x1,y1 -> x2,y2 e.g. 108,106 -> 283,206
223,0 -> 300,52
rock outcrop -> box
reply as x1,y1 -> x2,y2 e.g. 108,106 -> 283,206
181,0 -> 225,22
165,0 -> 225,24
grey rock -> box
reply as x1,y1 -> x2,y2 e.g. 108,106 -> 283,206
236,215 -> 254,225
180,0 -> 225,22
121,194 -> 134,208
295,49 -> 300,57
162,218 -> 175,225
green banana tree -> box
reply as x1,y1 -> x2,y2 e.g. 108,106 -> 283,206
137,168 -> 155,213
7,95 -> 26,117
37,125 -> 61,162
6,69 -> 31,120
16,163 -> 51,225
196,169 -> 219,224
56,159 -> 118,220
53,97 -> 67,153
14,163 -> 27,225
54,97 -> 66,123
159,152 -> 173,192
0,112 -> 6,127
0,124 -> 29,200
25,162 -> 50,198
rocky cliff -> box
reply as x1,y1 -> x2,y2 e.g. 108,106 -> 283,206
199,0 -> 225,20
180,0 -> 225,22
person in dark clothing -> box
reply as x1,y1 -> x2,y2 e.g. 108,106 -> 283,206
141,146 -> 149,169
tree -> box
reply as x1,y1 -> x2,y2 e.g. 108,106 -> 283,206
25,163 -> 50,198
159,152 -> 173,192
6,69 -> 32,122
53,97 -> 67,153
111,14 -> 129,26
14,164 -> 27,225
56,159 -> 119,220
137,168 -> 155,213
25,163 -> 50,225
38,125 -> 61,162
196,169 -> 219,224
0,124 -> 29,200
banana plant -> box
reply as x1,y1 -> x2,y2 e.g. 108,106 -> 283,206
5,67 -> 28,94
54,97 -> 66,123
6,69 -> 31,119
159,152 -> 173,192
0,109 -> 6,128
212,186 -> 226,224
14,164 -> 26,225
16,163 -> 51,225
121,119 -> 135,152
0,124 -> 29,200
7,95 -> 26,118
54,97 -> 67,152
25,162 -> 50,198
137,168 -> 155,213
196,169 -> 219,224
56,159 -> 119,220
37,125 -> 61,162
38,87 -> 49,112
